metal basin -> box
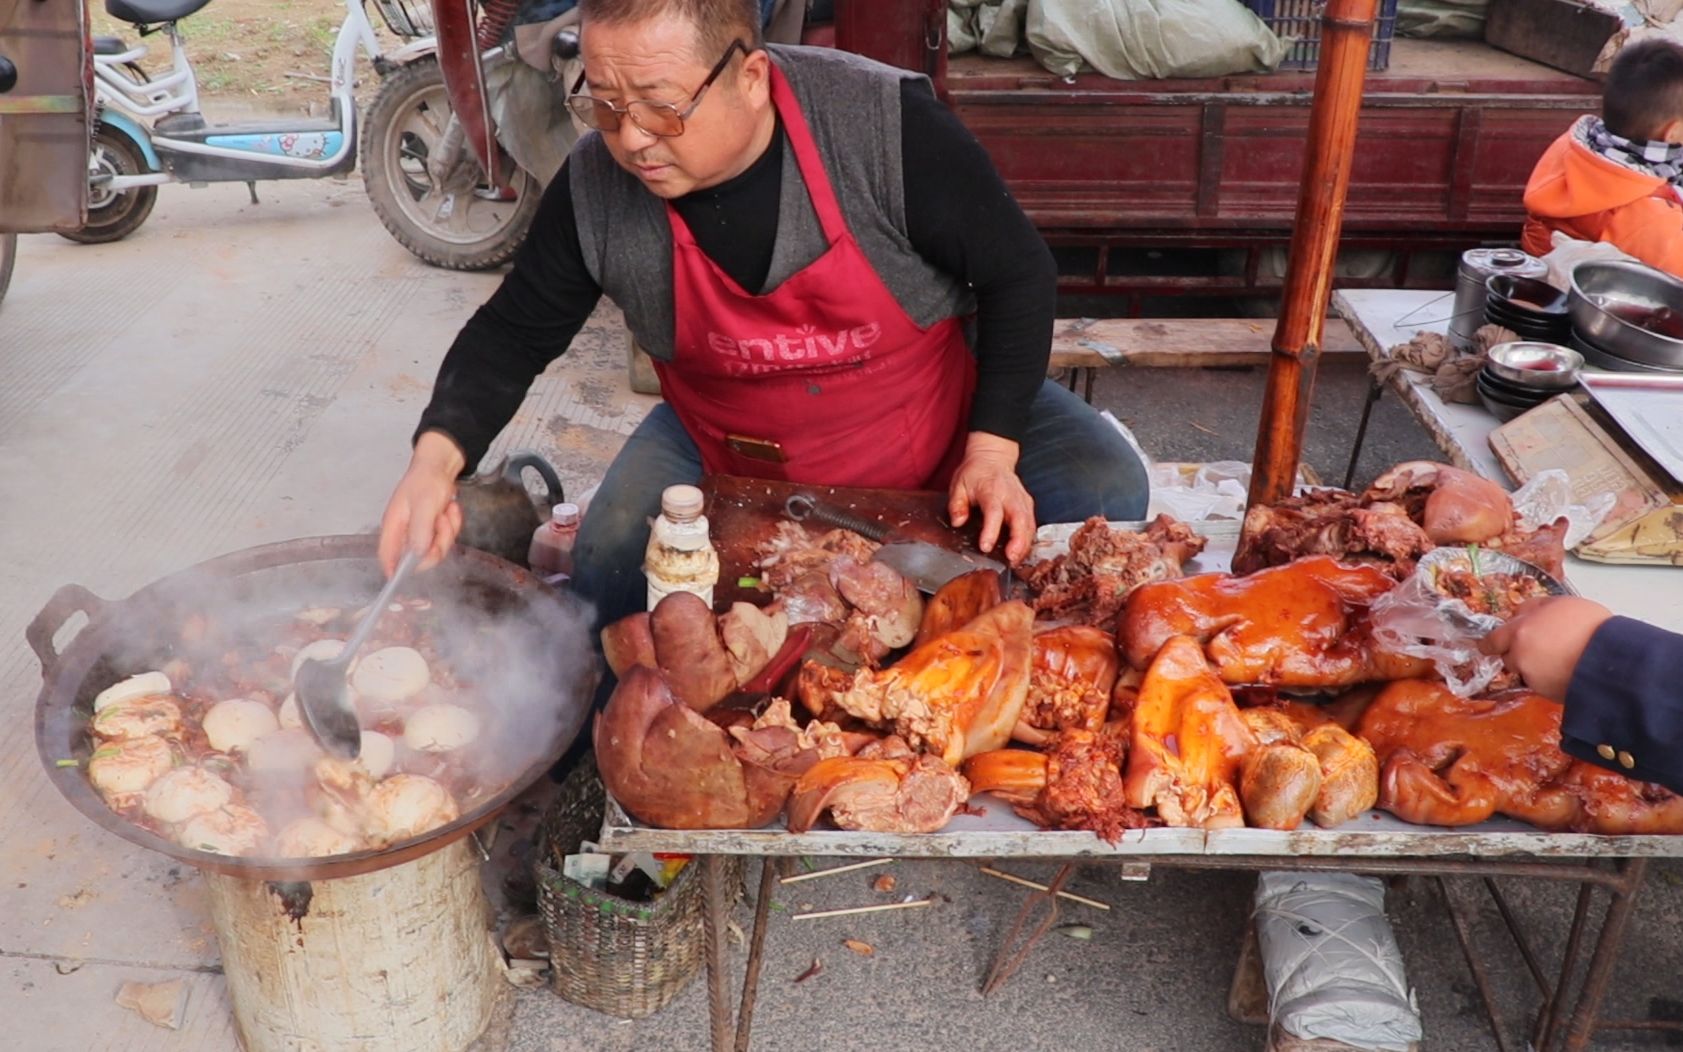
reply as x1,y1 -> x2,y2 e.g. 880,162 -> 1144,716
1485,342 -> 1581,390
1569,260 -> 1683,369
30,535 -> 599,880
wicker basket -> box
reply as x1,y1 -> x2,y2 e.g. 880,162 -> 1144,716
534,756 -> 738,1019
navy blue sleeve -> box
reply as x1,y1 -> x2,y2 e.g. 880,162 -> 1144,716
1561,615 -> 1683,792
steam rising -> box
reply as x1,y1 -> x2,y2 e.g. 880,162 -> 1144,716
65,546 -> 600,876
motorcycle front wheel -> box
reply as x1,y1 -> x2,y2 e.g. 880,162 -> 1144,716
361,56 -> 540,271
0,233 -> 16,309
59,124 -> 158,245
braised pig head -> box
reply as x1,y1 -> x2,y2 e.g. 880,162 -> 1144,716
1013,625 -> 1121,747
1357,679 -> 1683,833
1122,635 -> 1255,829
1120,556 -> 1430,689
833,601 -> 1034,766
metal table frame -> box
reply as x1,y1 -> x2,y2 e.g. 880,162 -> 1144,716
600,800 -> 1681,1052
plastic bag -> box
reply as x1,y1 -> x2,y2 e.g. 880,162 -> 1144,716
1510,468 -> 1617,550
1540,230 -> 1637,293
1369,569 -> 1502,696
1147,460 -> 1253,522
1254,872 -> 1422,1052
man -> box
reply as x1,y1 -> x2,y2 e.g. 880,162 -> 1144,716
378,0 -> 1148,631
1481,596 -> 1683,794
1522,39 -> 1683,276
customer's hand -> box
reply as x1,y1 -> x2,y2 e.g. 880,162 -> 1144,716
377,431 -> 467,575
948,432 -> 1036,565
1478,595 -> 1614,701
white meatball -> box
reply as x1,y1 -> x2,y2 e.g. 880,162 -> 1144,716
143,766 -> 235,825
365,774 -> 459,845
274,817 -> 362,858
277,693 -> 302,730
289,638 -> 353,681
402,704 -> 480,753
203,698 -> 280,754
91,694 -> 182,741
246,728 -> 326,774
177,805 -> 269,856
350,646 -> 430,703
88,735 -> 176,803
93,671 -> 172,713
357,731 -> 396,779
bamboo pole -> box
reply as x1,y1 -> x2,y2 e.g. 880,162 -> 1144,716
1246,0 -> 1382,508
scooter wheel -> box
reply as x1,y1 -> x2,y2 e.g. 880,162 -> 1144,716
0,233 -> 16,309
361,56 -> 541,271
60,124 -> 158,245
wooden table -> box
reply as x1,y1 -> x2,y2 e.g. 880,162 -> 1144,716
1334,287 -> 1683,634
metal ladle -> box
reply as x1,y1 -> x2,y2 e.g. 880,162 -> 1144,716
293,548 -> 420,759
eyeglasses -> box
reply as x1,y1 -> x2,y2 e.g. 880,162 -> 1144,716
566,39 -> 751,138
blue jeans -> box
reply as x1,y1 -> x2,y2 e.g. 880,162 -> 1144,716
570,379 -> 1149,634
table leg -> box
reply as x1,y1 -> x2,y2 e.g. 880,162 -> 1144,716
1560,858 -> 1649,1052
1083,368 -> 1096,404
980,862 -> 1073,997
701,855 -> 733,1052
1437,877 -> 1519,1052
1533,881 -> 1595,1052
733,858 -> 780,1052
1342,377 -> 1385,489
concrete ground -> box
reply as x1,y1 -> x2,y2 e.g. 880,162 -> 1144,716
3,178 -> 1680,1052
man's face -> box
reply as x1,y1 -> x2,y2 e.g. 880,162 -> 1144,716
578,18 -> 771,199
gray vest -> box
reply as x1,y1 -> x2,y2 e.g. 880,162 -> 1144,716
569,44 -> 975,361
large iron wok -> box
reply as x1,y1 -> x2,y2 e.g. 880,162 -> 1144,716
30,535 -> 599,881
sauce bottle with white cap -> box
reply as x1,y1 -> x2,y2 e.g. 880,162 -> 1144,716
528,502 -> 581,579
644,484 -> 719,611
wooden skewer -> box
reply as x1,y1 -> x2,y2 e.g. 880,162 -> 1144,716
779,858 -> 893,885
791,898 -> 936,921
979,867 -> 1111,911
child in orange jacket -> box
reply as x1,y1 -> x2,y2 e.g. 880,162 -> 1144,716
1523,40 -> 1683,276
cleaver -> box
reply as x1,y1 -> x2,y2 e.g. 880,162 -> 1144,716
783,494 -> 1006,594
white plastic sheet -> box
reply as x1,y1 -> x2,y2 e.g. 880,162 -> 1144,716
1254,872 -> 1423,1052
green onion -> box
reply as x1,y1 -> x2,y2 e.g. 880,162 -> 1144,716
54,759 -> 79,768
737,576 -> 761,589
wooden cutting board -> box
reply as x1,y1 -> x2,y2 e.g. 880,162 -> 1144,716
698,475 -> 989,610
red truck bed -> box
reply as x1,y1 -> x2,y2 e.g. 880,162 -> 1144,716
822,3 -> 1598,303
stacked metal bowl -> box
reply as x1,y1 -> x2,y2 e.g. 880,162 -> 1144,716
1568,261 -> 1683,373
1484,273 -> 1573,344
1477,341 -> 1582,422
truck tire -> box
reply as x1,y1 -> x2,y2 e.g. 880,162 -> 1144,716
0,233 -> 16,309
361,56 -> 540,271
59,124 -> 158,244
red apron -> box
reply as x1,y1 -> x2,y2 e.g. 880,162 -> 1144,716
653,65 -> 976,490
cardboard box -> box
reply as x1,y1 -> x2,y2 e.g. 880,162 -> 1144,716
1489,395 -> 1683,565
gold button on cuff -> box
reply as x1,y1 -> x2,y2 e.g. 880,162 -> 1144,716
1597,744 -> 1616,761
1618,751 -> 1636,770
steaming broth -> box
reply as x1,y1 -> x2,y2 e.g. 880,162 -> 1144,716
81,597 -> 516,860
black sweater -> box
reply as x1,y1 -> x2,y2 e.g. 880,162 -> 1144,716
415,79 -> 1056,468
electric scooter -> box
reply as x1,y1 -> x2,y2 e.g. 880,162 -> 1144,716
69,0 -> 385,242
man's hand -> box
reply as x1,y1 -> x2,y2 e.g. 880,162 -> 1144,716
1478,595 -> 1615,701
377,431 -> 468,575
947,432 -> 1036,564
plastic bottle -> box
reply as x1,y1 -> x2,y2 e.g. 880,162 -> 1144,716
644,484 -> 720,611
528,503 -> 581,578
